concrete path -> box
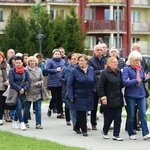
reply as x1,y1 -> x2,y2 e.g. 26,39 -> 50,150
0,103 -> 150,150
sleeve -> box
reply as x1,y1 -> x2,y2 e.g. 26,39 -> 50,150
23,70 -> 31,91
67,69 -> 75,99
122,67 -> 138,87
46,59 -> 57,74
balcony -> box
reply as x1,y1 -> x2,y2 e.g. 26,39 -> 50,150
47,0 -> 78,3
132,22 -> 150,33
86,20 -> 126,33
131,0 -> 150,6
87,0 -> 126,4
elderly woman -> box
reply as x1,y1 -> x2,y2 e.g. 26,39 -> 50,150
46,49 -> 65,118
9,56 -> 30,130
67,54 -> 96,137
0,51 -> 10,125
122,50 -> 150,140
98,57 -> 124,141
23,56 -> 44,129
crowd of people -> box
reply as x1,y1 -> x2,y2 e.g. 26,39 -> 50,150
0,43 -> 150,141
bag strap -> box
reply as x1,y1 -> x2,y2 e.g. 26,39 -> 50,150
20,72 -> 25,86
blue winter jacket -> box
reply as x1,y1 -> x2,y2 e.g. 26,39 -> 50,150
122,65 -> 146,98
67,65 -> 96,111
46,57 -> 65,88
9,68 -> 31,92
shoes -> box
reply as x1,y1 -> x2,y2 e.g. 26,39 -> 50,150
143,134 -> 150,140
57,114 -> 64,119
101,131 -> 109,139
82,132 -> 88,137
129,135 -> 136,140
135,127 -> 141,131
20,122 -> 26,131
92,125 -> 97,130
5,119 -> 12,122
73,128 -> 81,134
12,121 -> 20,129
25,124 -> 30,128
113,136 -> 123,141
47,110 -> 51,117
66,121 -> 71,126
0,120 -> 3,125
36,125 -> 43,129
33,110 -> 36,114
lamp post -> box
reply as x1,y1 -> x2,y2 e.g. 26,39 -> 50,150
117,0 -> 120,53
36,27 -> 45,54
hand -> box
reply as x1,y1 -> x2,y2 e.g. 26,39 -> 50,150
56,67 -> 61,72
4,80 -> 9,86
137,78 -> 141,83
145,72 -> 150,80
102,99 -> 107,105
34,82 -> 39,86
70,99 -> 74,102
19,88 -> 24,94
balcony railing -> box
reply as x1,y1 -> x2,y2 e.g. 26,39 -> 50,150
131,0 -> 150,6
47,0 -> 78,3
132,23 -> 150,32
0,0 -> 35,3
86,20 -> 126,32
87,0 -> 126,4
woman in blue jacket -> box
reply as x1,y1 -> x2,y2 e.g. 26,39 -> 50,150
9,56 -> 30,131
67,54 -> 96,136
46,49 -> 65,118
122,50 -> 150,140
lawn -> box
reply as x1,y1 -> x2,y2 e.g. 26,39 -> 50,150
0,131 -> 85,150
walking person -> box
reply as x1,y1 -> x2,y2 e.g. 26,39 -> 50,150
23,56 -> 43,129
0,51 -> 10,125
46,49 -> 65,118
88,44 -> 106,130
98,57 -> 124,141
122,50 -> 150,140
9,56 -> 30,130
67,54 -> 96,136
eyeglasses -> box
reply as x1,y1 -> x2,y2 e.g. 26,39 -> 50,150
96,49 -> 103,51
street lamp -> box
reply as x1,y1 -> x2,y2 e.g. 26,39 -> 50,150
36,27 -> 45,54
117,0 -> 120,54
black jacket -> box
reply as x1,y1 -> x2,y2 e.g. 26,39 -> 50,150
98,67 -> 124,108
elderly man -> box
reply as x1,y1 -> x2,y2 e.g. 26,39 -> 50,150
88,44 -> 106,130
101,43 -> 108,58
7,49 -> 15,59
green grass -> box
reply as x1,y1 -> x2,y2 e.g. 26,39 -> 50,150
0,131 -> 85,150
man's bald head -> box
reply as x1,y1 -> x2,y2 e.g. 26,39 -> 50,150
131,43 -> 141,53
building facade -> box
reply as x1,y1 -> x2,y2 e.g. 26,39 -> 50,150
0,0 -> 150,57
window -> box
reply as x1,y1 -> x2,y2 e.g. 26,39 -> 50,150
114,9 -> 122,21
104,9 -> 110,20
84,8 -> 89,21
114,36 -> 122,50
131,11 -> 140,23
132,37 -> 140,43
84,36 -> 96,50
90,8 -> 95,20
0,8 -> 4,20
50,9 -> 65,20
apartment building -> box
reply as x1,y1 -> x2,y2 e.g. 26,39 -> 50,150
0,0 -> 150,57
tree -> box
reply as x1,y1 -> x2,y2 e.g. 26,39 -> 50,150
1,11 -> 30,55
28,3 -> 55,57
65,7 -> 85,54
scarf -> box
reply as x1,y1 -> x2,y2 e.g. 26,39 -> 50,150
15,66 -> 25,74
0,62 -> 7,82
131,65 -> 141,71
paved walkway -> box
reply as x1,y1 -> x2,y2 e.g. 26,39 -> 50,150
0,103 -> 150,150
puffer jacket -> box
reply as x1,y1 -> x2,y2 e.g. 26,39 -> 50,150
46,57 -> 65,88
122,65 -> 146,98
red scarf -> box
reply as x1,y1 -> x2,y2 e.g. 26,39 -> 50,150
15,66 -> 25,74
131,65 -> 141,71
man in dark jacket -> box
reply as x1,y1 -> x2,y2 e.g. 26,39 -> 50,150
88,44 -> 106,130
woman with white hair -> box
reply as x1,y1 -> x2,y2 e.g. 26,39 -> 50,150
23,56 -> 43,129
122,50 -> 150,140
